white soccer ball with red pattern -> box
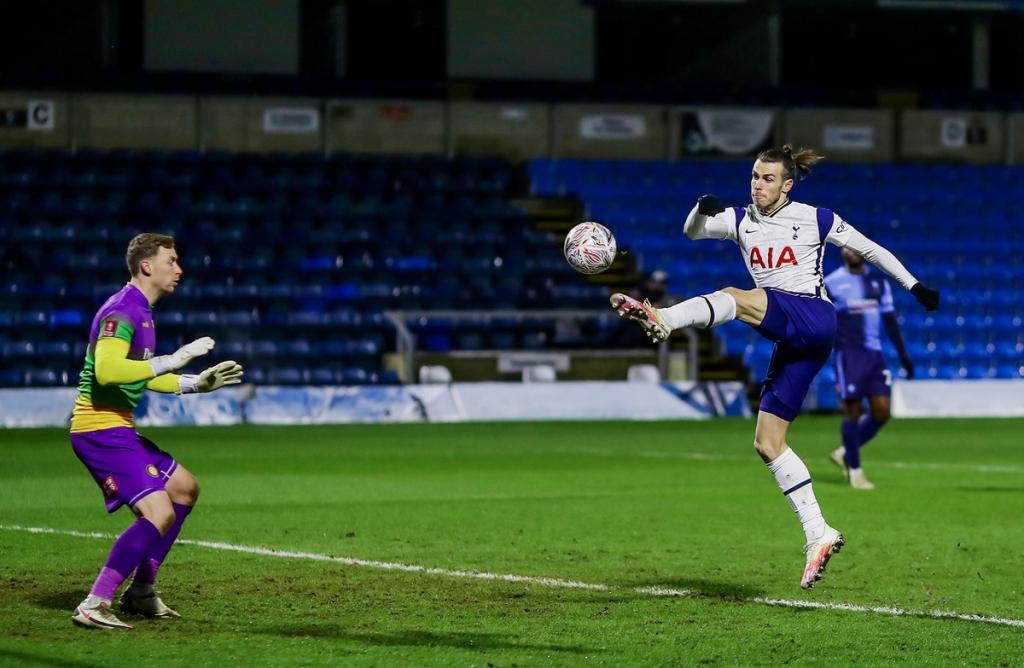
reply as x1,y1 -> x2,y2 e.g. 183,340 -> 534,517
563,222 -> 617,275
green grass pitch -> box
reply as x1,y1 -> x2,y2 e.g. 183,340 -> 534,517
1,417 -> 1022,666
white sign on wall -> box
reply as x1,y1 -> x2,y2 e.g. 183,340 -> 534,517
823,124 -> 875,150
27,100 -> 55,131
580,114 -> 647,140
940,118 -> 967,148
680,109 -> 775,156
262,107 -> 320,134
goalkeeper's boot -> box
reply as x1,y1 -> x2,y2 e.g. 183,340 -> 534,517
72,598 -> 133,629
800,525 -> 845,590
829,446 -> 848,479
609,293 -> 671,343
849,469 -> 876,491
120,589 -> 181,618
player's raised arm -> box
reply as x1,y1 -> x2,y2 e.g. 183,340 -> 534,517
683,195 -> 739,241
94,334 -> 216,386
825,218 -> 940,311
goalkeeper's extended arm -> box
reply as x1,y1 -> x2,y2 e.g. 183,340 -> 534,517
95,336 -> 216,386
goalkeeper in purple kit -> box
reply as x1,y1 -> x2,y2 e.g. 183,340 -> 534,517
70,233 -> 243,630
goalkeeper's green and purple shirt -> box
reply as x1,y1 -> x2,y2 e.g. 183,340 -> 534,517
71,283 -> 156,433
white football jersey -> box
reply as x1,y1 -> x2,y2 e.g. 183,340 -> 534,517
684,199 -> 917,298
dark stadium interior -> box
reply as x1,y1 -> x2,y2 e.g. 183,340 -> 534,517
1,0 -> 1022,401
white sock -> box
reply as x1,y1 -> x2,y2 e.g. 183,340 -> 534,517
658,291 -> 737,330
767,448 -> 827,542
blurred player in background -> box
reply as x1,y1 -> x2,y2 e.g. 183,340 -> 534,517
638,269 -> 678,308
70,233 -> 243,629
825,247 -> 914,490
611,145 -> 939,589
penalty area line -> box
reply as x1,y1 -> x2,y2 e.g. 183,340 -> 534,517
3,524 -> 1022,630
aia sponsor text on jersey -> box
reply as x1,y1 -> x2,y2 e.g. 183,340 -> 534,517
749,246 -> 798,270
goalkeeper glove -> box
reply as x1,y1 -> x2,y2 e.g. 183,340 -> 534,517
910,283 -> 940,311
179,361 -> 244,394
150,337 -> 215,376
697,194 -> 726,216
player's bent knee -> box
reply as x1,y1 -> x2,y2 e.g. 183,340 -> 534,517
173,479 -> 200,506
753,438 -> 783,461
168,468 -> 201,505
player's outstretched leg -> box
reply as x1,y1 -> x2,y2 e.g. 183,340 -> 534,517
610,290 -> 737,341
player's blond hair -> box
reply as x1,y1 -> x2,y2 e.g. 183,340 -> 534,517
756,145 -> 824,182
126,233 -> 175,276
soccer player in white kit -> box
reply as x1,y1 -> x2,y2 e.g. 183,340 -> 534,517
611,146 -> 940,589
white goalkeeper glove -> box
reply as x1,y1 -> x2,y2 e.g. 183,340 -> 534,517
179,360 -> 244,394
150,337 -> 215,376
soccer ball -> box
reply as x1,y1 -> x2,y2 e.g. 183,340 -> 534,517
563,222 -> 617,275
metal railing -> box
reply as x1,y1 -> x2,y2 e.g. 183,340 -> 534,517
383,310 -> 698,382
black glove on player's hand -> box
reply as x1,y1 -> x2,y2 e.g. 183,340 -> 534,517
697,194 -> 726,217
911,283 -> 940,311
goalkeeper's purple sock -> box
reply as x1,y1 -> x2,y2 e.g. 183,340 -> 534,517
841,419 -> 861,469
858,414 -> 885,447
89,518 -> 162,600
132,503 -> 193,588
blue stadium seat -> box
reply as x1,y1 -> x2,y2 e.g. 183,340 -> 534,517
37,341 -> 73,359
340,367 -> 368,385
25,369 -> 64,386
5,341 -> 36,358
219,340 -> 248,358
251,341 -> 280,358
268,368 -> 304,385
307,368 -> 335,385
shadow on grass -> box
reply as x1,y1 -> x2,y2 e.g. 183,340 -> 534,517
257,627 -> 600,654
0,647 -> 97,668
33,591 -> 84,612
626,577 -> 767,600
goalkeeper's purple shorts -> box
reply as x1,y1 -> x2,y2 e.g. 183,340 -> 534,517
753,289 -> 837,422
71,427 -> 178,513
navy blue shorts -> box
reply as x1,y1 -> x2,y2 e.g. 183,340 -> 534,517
835,348 -> 891,401
754,289 -> 837,422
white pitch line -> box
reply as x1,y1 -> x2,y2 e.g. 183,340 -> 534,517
564,446 -> 1024,475
3,524 -> 1022,630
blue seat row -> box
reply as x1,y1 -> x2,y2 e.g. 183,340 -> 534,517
533,158 -> 1024,383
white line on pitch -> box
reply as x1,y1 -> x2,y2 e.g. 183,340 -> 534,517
3,524 -> 1022,630
564,446 -> 1024,475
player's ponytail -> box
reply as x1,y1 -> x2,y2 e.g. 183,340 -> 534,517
757,145 -> 825,182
